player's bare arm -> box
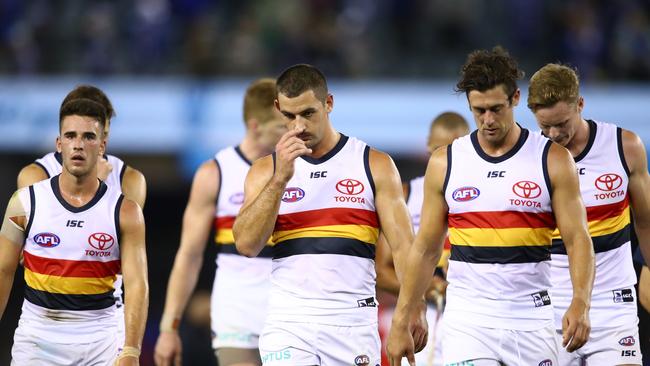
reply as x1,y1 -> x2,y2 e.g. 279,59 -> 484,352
622,129 -> 650,265
387,147 -> 449,366
0,191 -> 27,320
548,142 -> 594,353
17,163 -> 49,189
234,127 -> 311,257
122,166 -> 147,209
118,198 -> 149,365
375,233 -> 401,295
154,160 -> 219,366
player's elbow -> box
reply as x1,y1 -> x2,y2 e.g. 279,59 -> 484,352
234,240 -> 261,257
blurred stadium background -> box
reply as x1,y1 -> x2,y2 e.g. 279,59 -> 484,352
1,0 -> 649,365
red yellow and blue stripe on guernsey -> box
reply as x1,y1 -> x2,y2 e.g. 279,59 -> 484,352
271,207 -> 379,259
22,250 -> 119,310
448,210 -> 556,264
214,216 -> 274,257
552,194 -> 630,254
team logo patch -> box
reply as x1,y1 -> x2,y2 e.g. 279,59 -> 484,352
531,290 -> 551,307
33,232 -> 61,248
282,187 -> 305,202
229,192 -> 244,205
357,297 -> 377,307
594,173 -> 623,191
613,289 -> 634,303
354,355 -> 370,366
619,336 -> 635,346
512,180 -> 541,199
88,232 -> 115,250
336,179 -> 364,195
452,186 -> 480,202
538,360 -> 553,366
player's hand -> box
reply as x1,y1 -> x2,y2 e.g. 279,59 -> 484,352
97,155 -> 113,181
561,298 -> 590,352
154,331 -> 183,366
273,126 -> 312,183
386,316 -> 416,366
411,299 -> 429,353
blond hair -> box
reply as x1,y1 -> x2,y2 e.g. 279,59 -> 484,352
243,78 -> 277,125
528,63 -> 580,112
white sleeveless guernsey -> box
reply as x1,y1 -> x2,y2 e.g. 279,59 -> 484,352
444,128 -> 556,330
550,120 -> 637,328
35,151 -> 126,302
407,176 -> 451,268
211,146 -> 272,347
18,176 -> 122,343
267,135 -> 379,325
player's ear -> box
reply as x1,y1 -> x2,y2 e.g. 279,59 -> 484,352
56,136 -> 62,153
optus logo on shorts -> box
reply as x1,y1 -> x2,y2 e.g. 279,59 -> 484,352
33,232 -> 60,248
282,187 -> 305,202
538,360 -> 553,366
619,336 -> 636,346
452,186 -> 480,202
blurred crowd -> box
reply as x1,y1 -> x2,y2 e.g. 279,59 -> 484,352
0,0 -> 649,80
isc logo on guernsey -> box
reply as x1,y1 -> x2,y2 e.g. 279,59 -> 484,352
452,186 -> 480,202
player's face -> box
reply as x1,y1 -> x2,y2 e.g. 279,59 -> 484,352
276,90 -> 333,149
257,109 -> 288,153
534,99 -> 583,147
468,85 -> 519,145
427,125 -> 469,154
56,115 -> 105,178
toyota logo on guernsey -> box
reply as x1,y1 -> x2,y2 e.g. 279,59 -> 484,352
595,173 -> 623,191
335,179 -> 366,204
33,232 -> 61,248
511,181 -> 542,208
86,232 -> 115,258
452,186 -> 480,202
336,179 -> 364,195
512,181 -> 542,199
282,187 -> 305,203
594,173 -> 625,201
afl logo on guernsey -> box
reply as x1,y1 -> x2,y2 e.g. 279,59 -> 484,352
619,336 -> 635,346
88,232 -> 115,250
595,173 -> 622,191
452,186 -> 480,202
229,192 -> 245,205
512,181 -> 541,199
282,187 -> 305,203
538,360 -> 553,366
336,179 -> 364,195
33,233 -> 61,248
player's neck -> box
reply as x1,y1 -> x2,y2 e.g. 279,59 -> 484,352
239,136 -> 269,162
309,127 -> 340,159
57,171 -> 101,207
564,118 -> 590,158
478,122 -> 521,156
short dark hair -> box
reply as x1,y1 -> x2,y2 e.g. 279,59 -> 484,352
61,85 -> 115,121
455,46 -> 524,102
276,64 -> 328,103
59,98 -> 107,134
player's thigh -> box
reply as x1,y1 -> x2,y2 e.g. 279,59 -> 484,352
441,321 -> 500,365
258,321 -> 319,366
584,326 -> 642,366
503,325 -> 558,366
316,323 -> 381,366
11,326 -> 78,365
444,359 -> 502,366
